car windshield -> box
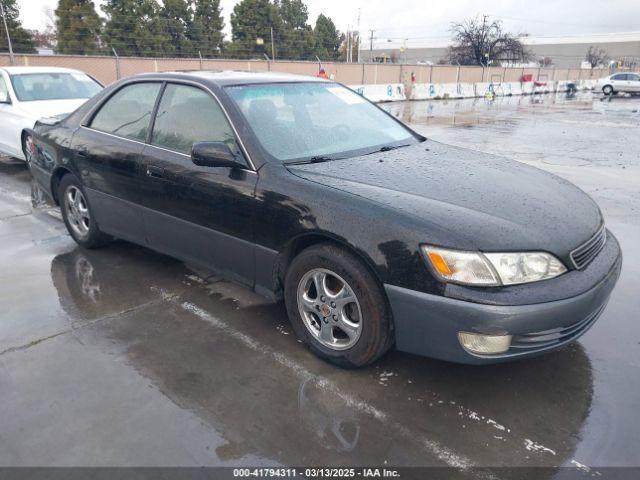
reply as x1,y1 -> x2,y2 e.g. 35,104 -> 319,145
10,72 -> 102,102
226,82 -> 419,162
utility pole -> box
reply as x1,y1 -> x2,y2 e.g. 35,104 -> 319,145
369,29 -> 375,63
356,8 -> 361,63
270,27 -> 275,61
482,14 -> 489,67
0,1 -> 15,65
346,26 -> 351,63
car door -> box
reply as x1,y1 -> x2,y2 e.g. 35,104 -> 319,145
627,73 -> 640,92
610,73 -> 629,92
72,81 -> 162,244
0,72 -> 25,158
138,82 -> 258,286
0,73 -> 12,155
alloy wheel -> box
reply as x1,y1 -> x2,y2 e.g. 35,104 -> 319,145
65,186 -> 91,238
297,268 -> 362,350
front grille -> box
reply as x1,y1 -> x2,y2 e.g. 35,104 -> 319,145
510,304 -> 605,352
570,226 -> 606,270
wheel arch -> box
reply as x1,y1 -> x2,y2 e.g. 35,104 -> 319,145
20,129 -> 33,160
276,231 -> 386,296
50,166 -> 75,205
20,129 -> 29,150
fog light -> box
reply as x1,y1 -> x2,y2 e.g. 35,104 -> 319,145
458,332 -> 512,355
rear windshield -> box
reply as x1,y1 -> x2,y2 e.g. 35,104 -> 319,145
10,73 -> 102,102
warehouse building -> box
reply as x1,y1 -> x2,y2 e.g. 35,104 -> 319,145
361,31 -> 640,68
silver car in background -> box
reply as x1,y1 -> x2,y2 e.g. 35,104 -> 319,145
596,72 -> 640,95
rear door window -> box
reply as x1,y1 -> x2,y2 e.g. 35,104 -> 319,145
150,83 -> 239,155
90,82 -> 161,142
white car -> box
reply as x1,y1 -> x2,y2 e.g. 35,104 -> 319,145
596,72 -> 640,96
0,66 -> 103,161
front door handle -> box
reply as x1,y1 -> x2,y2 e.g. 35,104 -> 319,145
146,165 -> 165,178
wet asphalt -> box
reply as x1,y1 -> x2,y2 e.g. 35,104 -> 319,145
0,92 -> 638,471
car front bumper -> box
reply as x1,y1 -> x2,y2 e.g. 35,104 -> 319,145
385,232 -> 622,364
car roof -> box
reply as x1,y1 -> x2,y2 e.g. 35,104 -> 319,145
129,70 -> 330,87
0,66 -> 88,75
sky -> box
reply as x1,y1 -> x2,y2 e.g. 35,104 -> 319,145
16,0 -> 640,45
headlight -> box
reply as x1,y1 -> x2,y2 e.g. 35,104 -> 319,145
483,252 -> 567,285
423,246 -> 567,286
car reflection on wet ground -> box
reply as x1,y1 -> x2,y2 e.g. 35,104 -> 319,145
0,92 -> 639,472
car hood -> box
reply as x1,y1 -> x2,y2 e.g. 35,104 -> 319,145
286,141 -> 602,256
16,98 -> 88,120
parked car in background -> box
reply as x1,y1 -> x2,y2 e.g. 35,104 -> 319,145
27,71 -> 621,367
0,67 -> 102,161
597,72 -> 640,95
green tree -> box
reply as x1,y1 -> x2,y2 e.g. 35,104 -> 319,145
0,0 -> 36,53
158,0 -> 193,56
103,0 -> 168,57
313,14 -> 340,60
275,0 -> 314,60
55,0 -> 102,55
188,0 -> 225,57
228,0 -> 281,59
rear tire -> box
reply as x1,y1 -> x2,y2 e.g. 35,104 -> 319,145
58,173 -> 110,249
284,243 -> 393,368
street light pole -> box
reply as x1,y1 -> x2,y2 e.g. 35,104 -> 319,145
0,1 -> 15,65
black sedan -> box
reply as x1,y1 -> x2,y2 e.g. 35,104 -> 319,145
27,71 -> 622,367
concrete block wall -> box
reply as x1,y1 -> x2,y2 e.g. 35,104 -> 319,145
406,79 -> 594,102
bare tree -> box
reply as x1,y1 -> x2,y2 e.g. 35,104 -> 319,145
447,16 -> 531,66
28,29 -> 56,49
30,6 -> 57,49
585,46 -> 608,68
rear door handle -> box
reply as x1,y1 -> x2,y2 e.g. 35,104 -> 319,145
146,165 -> 165,178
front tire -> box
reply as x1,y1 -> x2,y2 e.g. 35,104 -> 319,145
58,174 -> 110,248
284,243 -> 393,368
602,85 -> 614,96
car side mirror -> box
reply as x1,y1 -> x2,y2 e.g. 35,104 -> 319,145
191,142 -> 244,169
0,91 -> 10,104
